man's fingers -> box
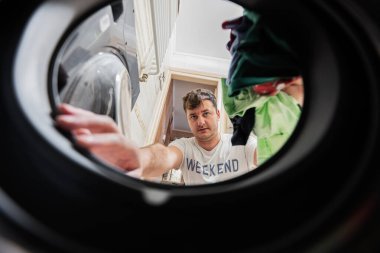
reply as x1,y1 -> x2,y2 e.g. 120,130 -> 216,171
56,114 -> 119,134
55,103 -> 120,133
72,128 -> 92,135
74,133 -> 125,148
73,133 -> 140,171
55,104 -> 139,172
57,103 -> 95,116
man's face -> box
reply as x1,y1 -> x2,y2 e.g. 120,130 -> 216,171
186,100 -> 220,142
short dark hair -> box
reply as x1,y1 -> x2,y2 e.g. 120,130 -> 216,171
182,88 -> 217,112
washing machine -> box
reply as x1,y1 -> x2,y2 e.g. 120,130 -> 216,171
55,0 -> 139,138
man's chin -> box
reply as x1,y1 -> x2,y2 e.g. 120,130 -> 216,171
195,132 -> 213,141
196,129 -> 211,138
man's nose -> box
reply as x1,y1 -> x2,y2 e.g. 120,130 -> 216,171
197,116 -> 206,126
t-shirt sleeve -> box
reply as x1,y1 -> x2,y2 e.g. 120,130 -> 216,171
168,138 -> 185,151
245,134 -> 257,170
168,138 -> 186,169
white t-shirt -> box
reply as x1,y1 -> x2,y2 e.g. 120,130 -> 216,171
169,134 -> 257,185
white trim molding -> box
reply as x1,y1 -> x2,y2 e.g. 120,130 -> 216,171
170,52 -> 230,79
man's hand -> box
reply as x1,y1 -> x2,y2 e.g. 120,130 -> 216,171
55,103 -> 140,171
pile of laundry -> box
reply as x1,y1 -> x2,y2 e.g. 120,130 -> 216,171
222,9 -> 302,165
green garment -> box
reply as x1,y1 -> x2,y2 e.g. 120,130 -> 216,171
222,78 -> 301,165
226,9 -> 300,97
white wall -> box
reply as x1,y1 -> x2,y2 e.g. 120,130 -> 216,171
175,0 -> 243,59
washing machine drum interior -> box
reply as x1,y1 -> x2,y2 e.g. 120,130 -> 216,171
0,0 -> 380,253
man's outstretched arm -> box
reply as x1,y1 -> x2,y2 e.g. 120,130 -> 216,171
55,103 -> 183,179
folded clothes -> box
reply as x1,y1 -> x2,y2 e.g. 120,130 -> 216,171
222,9 -> 300,97
222,78 -> 301,165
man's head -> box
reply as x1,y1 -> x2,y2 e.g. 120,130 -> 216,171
182,88 -> 218,112
182,89 -> 220,143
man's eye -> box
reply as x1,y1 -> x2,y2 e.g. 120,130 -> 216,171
190,116 -> 197,120
203,112 -> 210,117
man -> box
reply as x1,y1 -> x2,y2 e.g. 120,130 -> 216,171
56,88 -> 257,185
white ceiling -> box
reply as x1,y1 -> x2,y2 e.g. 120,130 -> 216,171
175,0 -> 243,60
170,0 -> 243,77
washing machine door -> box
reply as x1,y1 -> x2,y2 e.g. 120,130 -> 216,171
56,0 -> 138,137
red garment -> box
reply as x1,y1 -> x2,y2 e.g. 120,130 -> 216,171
253,78 -> 298,96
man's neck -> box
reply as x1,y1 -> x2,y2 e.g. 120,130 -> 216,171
196,133 -> 221,151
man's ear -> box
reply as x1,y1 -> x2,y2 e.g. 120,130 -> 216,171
216,109 -> 220,119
